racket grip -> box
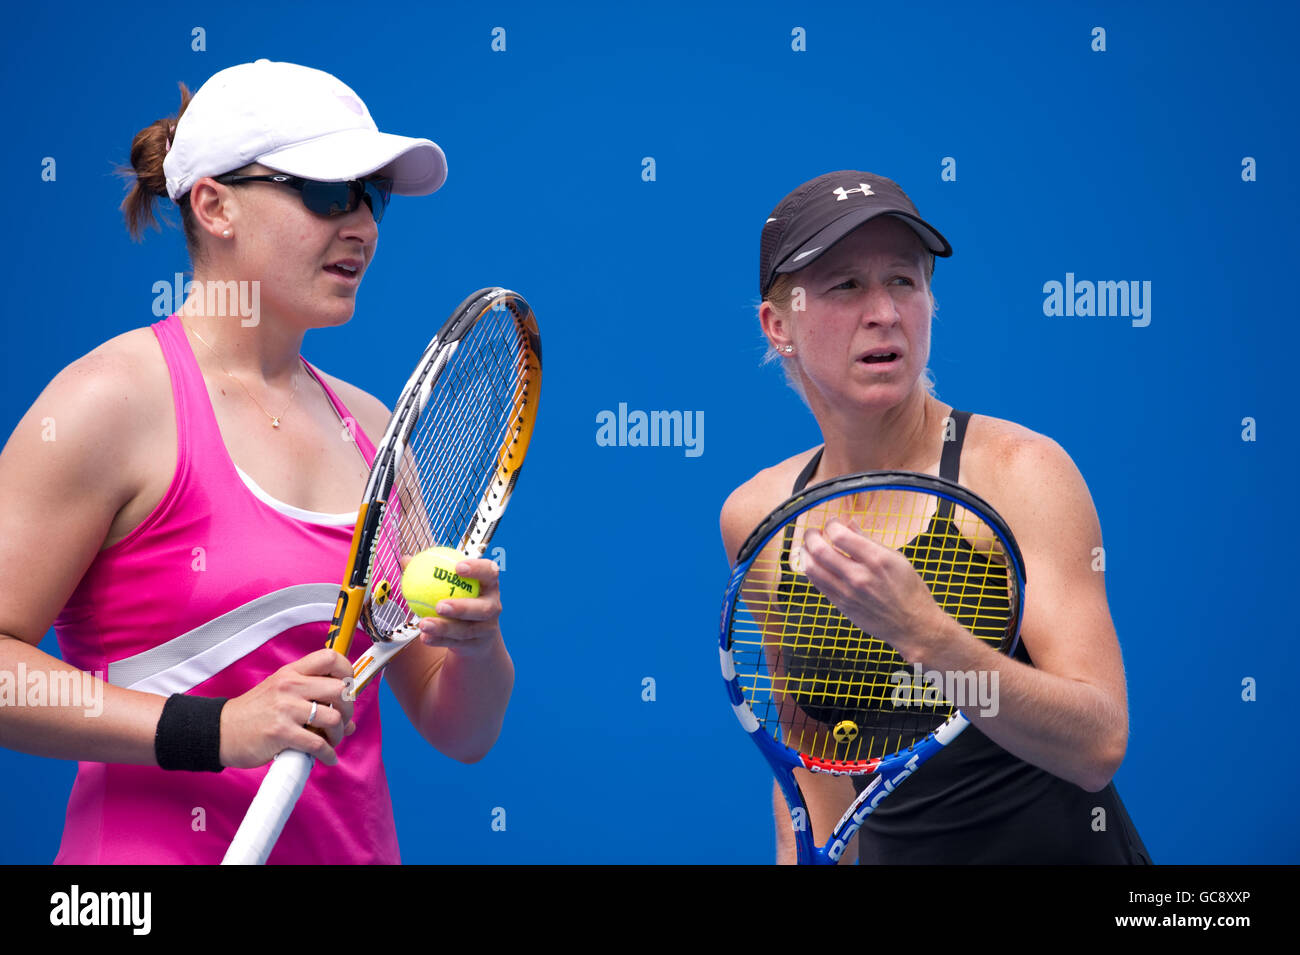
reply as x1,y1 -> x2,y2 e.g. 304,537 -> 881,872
221,749 -> 315,865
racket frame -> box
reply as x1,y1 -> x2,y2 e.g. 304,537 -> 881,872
222,288 -> 540,865
719,469 -> 1027,865
327,287 -> 541,697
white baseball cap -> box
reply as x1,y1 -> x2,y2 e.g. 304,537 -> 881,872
163,59 -> 447,201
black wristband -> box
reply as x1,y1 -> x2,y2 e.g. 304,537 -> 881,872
154,694 -> 228,772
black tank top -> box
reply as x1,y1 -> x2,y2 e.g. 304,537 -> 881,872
789,411 -> 1151,864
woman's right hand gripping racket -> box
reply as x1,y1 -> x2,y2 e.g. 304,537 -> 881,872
222,287 -> 542,865
719,470 -> 1026,865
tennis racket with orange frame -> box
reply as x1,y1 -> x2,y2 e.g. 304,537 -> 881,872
222,287 -> 541,865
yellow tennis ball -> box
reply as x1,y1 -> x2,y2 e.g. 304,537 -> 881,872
401,547 -> 480,618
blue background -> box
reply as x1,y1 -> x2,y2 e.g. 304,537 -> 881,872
2,0 -> 1296,864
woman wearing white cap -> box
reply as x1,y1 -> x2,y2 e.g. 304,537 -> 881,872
721,170 -> 1149,863
0,60 -> 512,863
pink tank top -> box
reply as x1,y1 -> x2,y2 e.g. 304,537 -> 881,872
52,313 -> 400,864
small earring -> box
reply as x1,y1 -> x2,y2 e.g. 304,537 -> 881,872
222,229 -> 232,238
783,345 -> 794,354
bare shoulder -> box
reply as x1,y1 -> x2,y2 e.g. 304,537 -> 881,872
0,328 -> 174,641
961,412 -> 1101,550
306,367 -> 392,442
13,328 -> 172,463
720,447 -> 821,565
55,326 -> 170,391
963,412 -> 1087,490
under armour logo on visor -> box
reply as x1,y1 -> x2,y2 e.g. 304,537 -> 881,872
833,184 -> 874,201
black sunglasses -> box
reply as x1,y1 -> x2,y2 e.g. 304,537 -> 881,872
214,173 -> 393,223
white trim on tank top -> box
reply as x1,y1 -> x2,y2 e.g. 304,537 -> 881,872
234,464 -> 356,526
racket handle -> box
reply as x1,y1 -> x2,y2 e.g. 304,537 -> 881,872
221,749 -> 315,865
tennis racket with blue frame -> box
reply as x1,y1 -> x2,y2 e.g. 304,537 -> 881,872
719,470 -> 1026,865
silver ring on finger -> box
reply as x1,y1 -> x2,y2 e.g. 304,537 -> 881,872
306,700 -> 318,726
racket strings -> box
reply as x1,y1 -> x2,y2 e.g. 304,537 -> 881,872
405,338 -> 522,534
366,302 -> 539,636
729,488 -> 1016,765
399,310 -> 529,531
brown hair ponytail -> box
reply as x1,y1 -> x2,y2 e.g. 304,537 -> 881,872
118,82 -> 193,242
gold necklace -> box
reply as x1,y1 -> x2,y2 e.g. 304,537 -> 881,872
190,326 -> 301,429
